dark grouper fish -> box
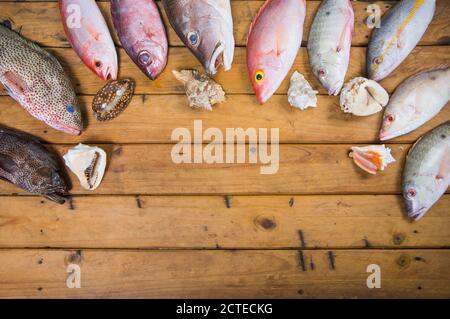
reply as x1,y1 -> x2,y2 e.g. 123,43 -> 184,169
0,127 -> 69,204
403,122 -> 449,221
0,24 -> 83,135
163,0 -> 235,75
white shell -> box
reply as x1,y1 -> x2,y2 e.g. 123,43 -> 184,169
63,144 -> 107,191
349,145 -> 395,174
173,69 -> 226,111
288,71 -> 318,110
340,77 -> 389,116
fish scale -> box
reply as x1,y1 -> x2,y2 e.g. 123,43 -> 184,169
307,0 -> 354,96
0,25 -> 83,135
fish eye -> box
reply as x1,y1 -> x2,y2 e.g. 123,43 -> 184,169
138,51 -> 152,65
255,70 -> 264,83
318,68 -> 327,77
373,57 -> 383,65
385,114 -> 396,124
66,104 -> 75,114
406,188 -> 417,199
95,61 -> 102,68
187,31 -> 199,46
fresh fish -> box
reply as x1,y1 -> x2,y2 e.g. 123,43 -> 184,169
308,0 -> 354,96
92,79 -> 135,121
162,0 -> 235,75
0,127 -> 68,204
402,122 -> 449,220
173,69 -> 226,111
380,67 -> 450,141
247,0 -> 306,103
0,24 -> 83,135
367,0 -> 436,81
59,0 -> 118,80
111,0 -> 168,80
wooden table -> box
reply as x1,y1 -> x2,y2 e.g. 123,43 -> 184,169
0,0 -> 448,298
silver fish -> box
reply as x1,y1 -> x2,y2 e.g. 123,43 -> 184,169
367,0 -> 436,81
403,121 -> 449,220
380,67 -> 450,141
307,0 -> 354,96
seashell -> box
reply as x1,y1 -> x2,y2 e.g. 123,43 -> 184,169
63,144 -> 107,190
349,145 -> 395,175
288,71 -> 318,110
92,79 -> 135,121
340,77 -> 389,116
172,69 -> 226,111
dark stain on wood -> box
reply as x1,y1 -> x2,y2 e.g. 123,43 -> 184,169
363,237 -> 371,248
289,198 -> 295,207
68,198 -> 75,210
397,255 -> 411,269
135,195 -> 143,209
297,251 -> 306,272
309,255 -> 315,271
259,218 -> 276,230
224,195 -> 232,209
298,230 -> 306,248
393,233 -> 405,245
327,251 -> 336,271
414,256 -> 426,263
112,146 -> 123,157
68,250 -> 82,264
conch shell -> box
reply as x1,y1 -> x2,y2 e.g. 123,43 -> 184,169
63,144 -> 107,190
288,71 -> 318,110
340,77 -> 389,116
92,79 -> 135,121
349,145 -> 395,175
172,69 -> 226,111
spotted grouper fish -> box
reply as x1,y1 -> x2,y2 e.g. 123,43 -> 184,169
0,127 -> 69,204
307,0 -> 354,96
402,121 -> 449,220
111,0 -> 168,80
367,0 -> 436,81
0,24 -> 83,135
247,0 -> 306,104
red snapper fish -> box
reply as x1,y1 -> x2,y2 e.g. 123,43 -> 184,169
59,0 -> 118,80
111,0 -> 168,80
247,0 -> 306,104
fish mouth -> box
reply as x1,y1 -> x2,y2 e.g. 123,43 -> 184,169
102,66 -> 116,81
408,207 -> 428,221
379,130 -> 398,141
326,81 -> 344,96
206,42 -> 225,75
53,123 -> 81,136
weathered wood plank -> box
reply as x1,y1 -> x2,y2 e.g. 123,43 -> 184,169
0,143 -> 420,195
0,46 -> 443,96
0,249 -> 448,298
0,195 -> 448,249
1,95 -> 448,144
0,1 -> 447,47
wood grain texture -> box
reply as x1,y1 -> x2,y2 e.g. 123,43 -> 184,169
1,95 -> 448,144
0,195 -> 448,249
0,249 -> 448,298
0,46 -> 444,96
0,143 -> 414,195
0,1 -> 448,47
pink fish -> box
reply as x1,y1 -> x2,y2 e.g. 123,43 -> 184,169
59,0 -> 118,80
247,0 -> 306,104
111,0 -> 168,80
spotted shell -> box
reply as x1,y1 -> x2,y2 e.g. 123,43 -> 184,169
92,79 -> 135,121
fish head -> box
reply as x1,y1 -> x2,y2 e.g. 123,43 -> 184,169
86,43 -> 118,81
33,166 -> 68,204
135,45 -> 167,80
247,52 -> 284,104
367,46 -> 398,81
180,15 -> 233,75
403,179 -> 432,221
311,56 -> 344,96
379,95 -> 419,141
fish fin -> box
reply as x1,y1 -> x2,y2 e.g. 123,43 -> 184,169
436,150 -> 449,180
247,0 -> 274,44
44,193 -> 66,205
0,71 -> 29,100
336,3 -> 354,52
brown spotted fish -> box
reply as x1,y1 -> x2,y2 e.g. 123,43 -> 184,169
0,24 -> 83,135
92,79 -> 135,121
0,127 -> 69,204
